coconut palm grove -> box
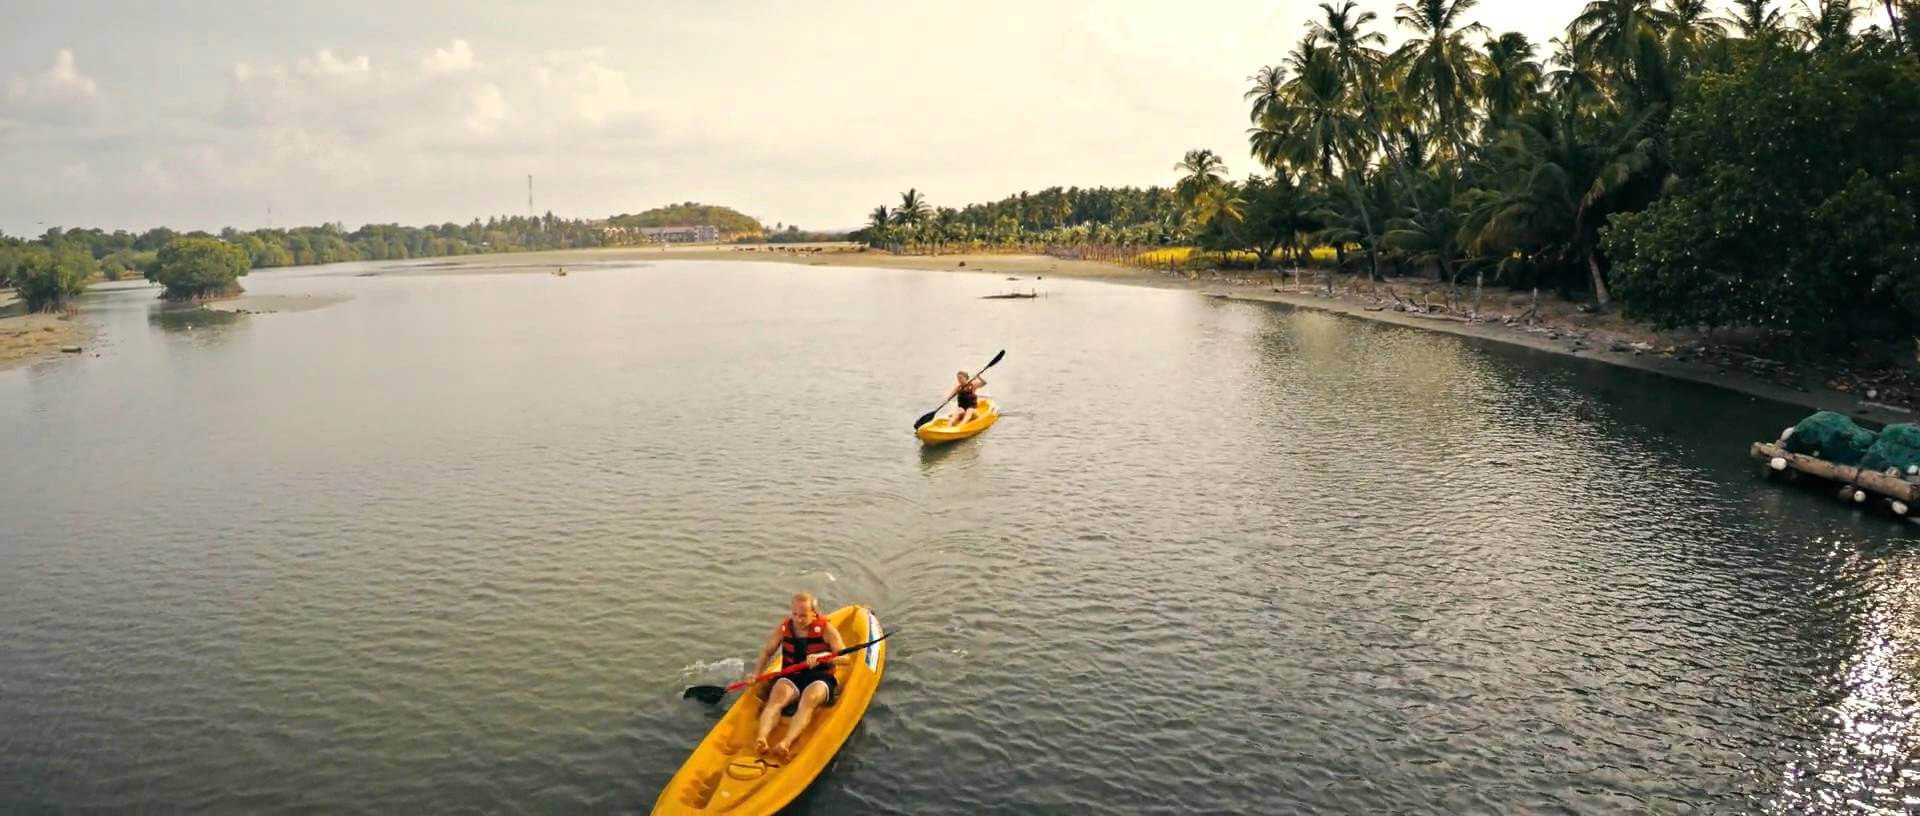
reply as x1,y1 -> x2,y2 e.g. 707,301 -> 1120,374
857,0 -> 1920,344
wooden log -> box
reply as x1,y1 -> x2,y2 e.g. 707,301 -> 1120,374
1749,442 -> 1920,503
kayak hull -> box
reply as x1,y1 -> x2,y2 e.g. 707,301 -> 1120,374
916,397 -> 999,445
653,605 -> 887,816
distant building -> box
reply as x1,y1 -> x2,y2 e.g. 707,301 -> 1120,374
637,225 -> 719,243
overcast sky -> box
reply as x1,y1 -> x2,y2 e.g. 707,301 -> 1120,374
3,1 -> 1612,234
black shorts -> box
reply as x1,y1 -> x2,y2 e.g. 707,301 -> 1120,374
777,670 -> 838,715
958,392 -> 978,410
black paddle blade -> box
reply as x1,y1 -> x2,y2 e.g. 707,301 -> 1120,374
983,349 -> 1006,369
683,685 -> 729,705
912,409 -> 940,431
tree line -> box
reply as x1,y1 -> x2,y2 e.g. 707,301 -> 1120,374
1,213 -> 626,311
863,0 -> 1920,342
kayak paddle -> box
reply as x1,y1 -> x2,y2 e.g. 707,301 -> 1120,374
913,349 -> 1005,430
682,631 -> 894,705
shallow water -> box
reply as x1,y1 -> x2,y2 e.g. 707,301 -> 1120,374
2,258 -> 1916,814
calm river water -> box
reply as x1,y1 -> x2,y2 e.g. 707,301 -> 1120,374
2,257 -> 1916,814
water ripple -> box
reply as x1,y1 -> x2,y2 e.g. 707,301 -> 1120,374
0,262 -> 1915,813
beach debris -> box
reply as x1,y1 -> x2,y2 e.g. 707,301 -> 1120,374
60,345 -> 81,353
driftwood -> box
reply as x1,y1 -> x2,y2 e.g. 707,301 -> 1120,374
1750,441 -> 1920,503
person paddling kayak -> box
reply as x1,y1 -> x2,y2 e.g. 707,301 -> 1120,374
747,591 -> 848,759
946,370 -> 987,426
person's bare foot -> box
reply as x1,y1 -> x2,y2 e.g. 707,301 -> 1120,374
754,737 -> 770,755
772,739 -> 796,760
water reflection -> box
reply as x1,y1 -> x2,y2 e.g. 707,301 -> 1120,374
917,435 -> 982,473
1770,548 -> 1920,814
146,303 -> 243,338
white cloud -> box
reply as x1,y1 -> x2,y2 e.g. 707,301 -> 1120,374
5,49 -> 102,123
140,158 -> 174,188
59,162 -> 93,186
464,83 -> 507,134
296,49 -> 371,82
424,39 -> 476,74
534,49 -> 639,127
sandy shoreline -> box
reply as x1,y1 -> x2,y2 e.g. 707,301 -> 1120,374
0,291 -> 92,369
411,244 -> 1900,425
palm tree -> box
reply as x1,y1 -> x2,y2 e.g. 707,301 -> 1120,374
1246,65 -> 1288,124
1570,0 -> 1667,82
1723,0 -> 1790,40
1310,0 -> 1394,170
891,189 -> 930,227
1546,36 -> 1605,115
1393,0 -> 1489,157
1477,32 -> 1543,126
1654,0 -> 1726,70
1274,45 -> 1362,179
1190,185 -> 1248,233
1253,34 -> 1400,282
1795,0 -> 1863,51
1517,98 -> 1666,310
1310,0 -> 1389,81
1383,167 -> 1469,297
1173,149 -> 1230,207
1242,171 -> 1325,266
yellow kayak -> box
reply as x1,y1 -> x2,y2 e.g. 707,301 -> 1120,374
653,605 -> 888,815
915,397 -> 999,445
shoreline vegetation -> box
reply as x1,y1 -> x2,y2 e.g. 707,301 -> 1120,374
0,201 -> 807,366
840,0 -> 1920,420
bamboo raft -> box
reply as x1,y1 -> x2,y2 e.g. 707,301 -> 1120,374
1750,440 -> 1920,518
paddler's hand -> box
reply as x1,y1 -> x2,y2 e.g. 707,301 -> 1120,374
808,652 -> 832,667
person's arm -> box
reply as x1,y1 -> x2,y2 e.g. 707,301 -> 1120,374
813,624 -> 850,667
971,376 -> 987,390
745,625 -> 782,683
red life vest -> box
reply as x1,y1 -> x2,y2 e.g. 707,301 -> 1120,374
780,616 -> 834,669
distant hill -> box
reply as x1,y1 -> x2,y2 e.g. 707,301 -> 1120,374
609,203 -> 762,237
